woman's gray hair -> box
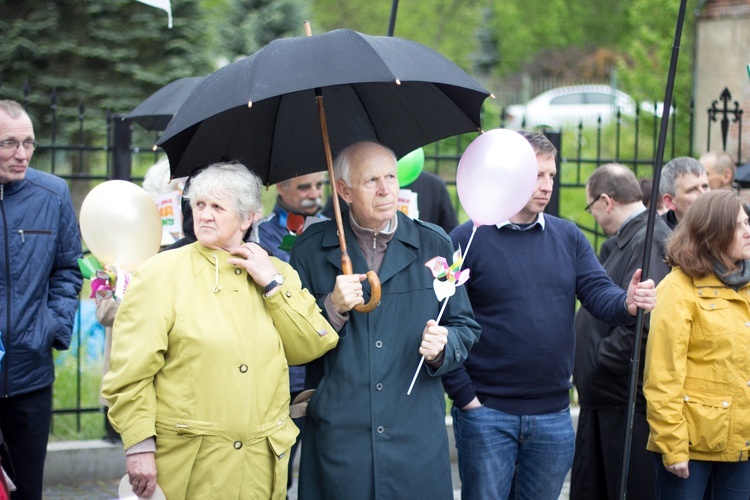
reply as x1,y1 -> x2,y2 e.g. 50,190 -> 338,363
184,162 -> 263,221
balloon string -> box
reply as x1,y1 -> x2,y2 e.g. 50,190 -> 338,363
406,225 -> 477,396
407,296 -> 449,395
463,224 -> 478,262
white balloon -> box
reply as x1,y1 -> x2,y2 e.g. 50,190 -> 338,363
80,181 -> 162,272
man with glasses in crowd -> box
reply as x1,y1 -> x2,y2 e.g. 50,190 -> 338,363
0,100 -> 82,499
572,164 -> 672,499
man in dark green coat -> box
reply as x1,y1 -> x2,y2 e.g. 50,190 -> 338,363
290,142 -> 480,500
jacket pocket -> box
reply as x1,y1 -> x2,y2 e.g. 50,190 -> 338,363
695,297 -> 731,337
684,393 -> 731,452
17,228 -> 52,243
267,418 -> 298,498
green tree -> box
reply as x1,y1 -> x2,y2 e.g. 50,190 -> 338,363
0,0 -> 213,121
219,0 -> 309,59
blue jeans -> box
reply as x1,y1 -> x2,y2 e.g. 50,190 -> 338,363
451,404 -> 575,500
654,453 -> 750,500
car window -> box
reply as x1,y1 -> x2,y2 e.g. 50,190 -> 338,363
550,92 -> 617,106
550,94 -> 586,105
584,93 -> 617,105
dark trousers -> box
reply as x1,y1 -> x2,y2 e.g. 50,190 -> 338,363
571,408 -> 656,500
0,386 -> 53,500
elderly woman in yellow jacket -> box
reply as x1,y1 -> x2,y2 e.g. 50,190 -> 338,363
644,190 -> 750,499
102,162 -> 338,499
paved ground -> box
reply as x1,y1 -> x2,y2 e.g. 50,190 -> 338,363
43,466 -> 570,499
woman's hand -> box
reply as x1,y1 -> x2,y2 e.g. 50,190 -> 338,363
228,243 -> 279,288
126,452 -> 157,498
665,461 -> 689,479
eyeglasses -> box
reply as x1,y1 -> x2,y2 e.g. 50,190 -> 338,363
0,139 -> 38,152
584,194 -> 603,213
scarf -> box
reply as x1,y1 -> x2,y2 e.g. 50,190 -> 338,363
714,260 -> 750,290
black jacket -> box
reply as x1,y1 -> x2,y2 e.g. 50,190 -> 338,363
573,210 -> 671,411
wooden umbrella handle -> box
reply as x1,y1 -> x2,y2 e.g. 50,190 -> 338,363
341,255 -> 381,313
316,92 -> 381,313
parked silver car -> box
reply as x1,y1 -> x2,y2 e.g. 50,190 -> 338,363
504,85 -> 638,130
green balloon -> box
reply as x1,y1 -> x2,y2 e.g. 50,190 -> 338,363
397,148 -> 425,187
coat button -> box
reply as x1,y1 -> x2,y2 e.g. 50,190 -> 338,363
684,396 -> 690,401
722,401 -> 729,407
713,291 -> 718,295
375,340 -> 383,348
698,291 -> 703,295
235,268 -> 242,275
376,383 -> 383,391
239,364 -> 248,373
234,441 -> 243,449
377,426 -> 384,434
285,291 -> 292,298
746,321 -> 750,327
710,304 -> 716,309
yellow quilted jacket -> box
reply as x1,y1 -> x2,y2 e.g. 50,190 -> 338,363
644,267 -> 750,466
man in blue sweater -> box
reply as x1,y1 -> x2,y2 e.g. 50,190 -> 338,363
443,131 -> 656,500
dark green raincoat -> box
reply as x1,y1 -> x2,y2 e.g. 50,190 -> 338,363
290,211 -> 480,500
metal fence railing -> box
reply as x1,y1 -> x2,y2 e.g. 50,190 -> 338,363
1,84 -> 743,439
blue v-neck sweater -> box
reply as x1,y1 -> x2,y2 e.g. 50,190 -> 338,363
444,215 -> 633,415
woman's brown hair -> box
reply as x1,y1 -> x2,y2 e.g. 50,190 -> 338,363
667,189 -> 742,277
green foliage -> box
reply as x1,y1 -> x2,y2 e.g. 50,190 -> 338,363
219,0 -> 310,58
0,0 -> 214,128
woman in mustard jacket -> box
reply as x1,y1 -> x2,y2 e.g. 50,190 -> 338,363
644,190 -> 750,499
102,163 -> 338,499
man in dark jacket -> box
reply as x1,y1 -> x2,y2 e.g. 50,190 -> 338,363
0,100 -> 83,498
290,141 -> 480,500
571,164 -> 671,499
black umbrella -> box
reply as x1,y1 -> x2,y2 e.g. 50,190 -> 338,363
125,76 -> 205,131
157,27 -> 491,311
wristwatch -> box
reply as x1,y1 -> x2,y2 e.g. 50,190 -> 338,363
263,273 -> 285,295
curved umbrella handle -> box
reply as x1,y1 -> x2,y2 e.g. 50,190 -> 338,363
341,255 -> 381,313
355,271 -> 381,313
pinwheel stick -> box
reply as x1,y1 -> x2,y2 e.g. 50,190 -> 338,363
407,226 -> 478,395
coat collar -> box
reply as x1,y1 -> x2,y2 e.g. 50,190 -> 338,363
321,211 -> 419,287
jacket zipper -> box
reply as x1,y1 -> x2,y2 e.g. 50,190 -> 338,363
17,229 -> 52,243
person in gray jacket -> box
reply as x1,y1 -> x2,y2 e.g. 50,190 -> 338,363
0,100 -> 83,499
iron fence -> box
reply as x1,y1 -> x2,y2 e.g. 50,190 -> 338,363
0,84 -> 744,438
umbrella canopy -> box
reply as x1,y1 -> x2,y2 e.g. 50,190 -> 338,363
125,76 -> 205,131
157,29 -> 490,183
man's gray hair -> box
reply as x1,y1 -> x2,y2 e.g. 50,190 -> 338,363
0,100 -> 29,120
184,162 -> 263,221
333,142 -> 397,186
659,156 -> 705,196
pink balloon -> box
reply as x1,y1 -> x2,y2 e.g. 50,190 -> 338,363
456,129 -> 538,226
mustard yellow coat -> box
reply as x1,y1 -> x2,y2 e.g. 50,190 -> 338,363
101,243 -> 338,499
644,267 -> 750,466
